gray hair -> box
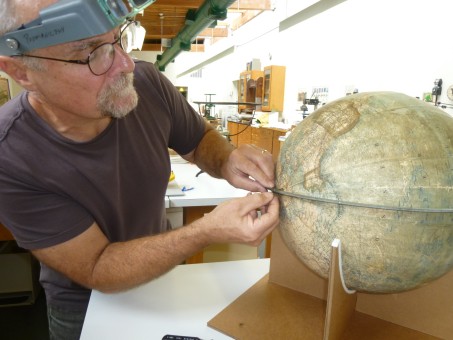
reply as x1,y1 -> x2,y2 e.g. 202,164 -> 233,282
0,1 -> 19,36
0,1 -> 47,71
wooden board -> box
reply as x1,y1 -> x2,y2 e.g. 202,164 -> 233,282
208,230 -> 447,339
324,239 -> 357,340
208,274 -> 439,340
208,275 -> 326,340
269,230 -> 453,339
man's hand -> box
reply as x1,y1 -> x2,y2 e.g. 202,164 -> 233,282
186,122 -> 275,192
221,144 -> 275,193
194,191 -> 279,247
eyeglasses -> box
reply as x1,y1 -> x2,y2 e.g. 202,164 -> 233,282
15,21 -> 137,76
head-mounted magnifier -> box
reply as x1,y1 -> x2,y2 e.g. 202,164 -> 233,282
0,0 -> 155,56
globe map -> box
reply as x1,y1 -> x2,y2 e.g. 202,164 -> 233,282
276,91 -> 453,293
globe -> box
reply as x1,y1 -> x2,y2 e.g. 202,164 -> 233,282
276,91 -> 453,293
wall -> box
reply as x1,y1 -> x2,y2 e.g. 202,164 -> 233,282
172,0 -> 453,121
279,0 -> 453,118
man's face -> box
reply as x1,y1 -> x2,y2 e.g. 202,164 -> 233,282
11,0 -> 138,120
27,27 -> 138,120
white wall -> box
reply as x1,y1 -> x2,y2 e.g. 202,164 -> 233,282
171,0 -> 453,120
279,0 -> 453,116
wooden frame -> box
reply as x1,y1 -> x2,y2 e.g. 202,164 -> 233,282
0,77 -> 11,106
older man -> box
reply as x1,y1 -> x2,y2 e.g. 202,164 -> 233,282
0,1 -> 279,339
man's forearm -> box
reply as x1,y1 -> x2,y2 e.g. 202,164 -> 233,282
192,123 -> 234,179
90,222 -> 210,293
33,192 -> 278,294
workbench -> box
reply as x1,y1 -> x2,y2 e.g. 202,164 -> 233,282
80,259 -> 270,340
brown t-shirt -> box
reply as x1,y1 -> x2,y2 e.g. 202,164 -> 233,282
0,60 -> 205,310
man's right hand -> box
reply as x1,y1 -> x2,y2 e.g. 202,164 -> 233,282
193,191 -> 280,247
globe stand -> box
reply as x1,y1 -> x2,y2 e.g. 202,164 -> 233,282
324,239 -> 357,340
208,230 -> 453,339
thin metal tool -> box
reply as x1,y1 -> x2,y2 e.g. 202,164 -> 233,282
271,188 -> 453,213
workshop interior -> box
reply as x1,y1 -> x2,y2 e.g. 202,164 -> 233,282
0,0 -> 453,339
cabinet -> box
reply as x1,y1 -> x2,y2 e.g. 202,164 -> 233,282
227,121 -> 288,163
238,70 -> 263,112
237,124 -> 252,146
251,126 -> 274,152
227,121 -> 239,147
262,65 -> 286,112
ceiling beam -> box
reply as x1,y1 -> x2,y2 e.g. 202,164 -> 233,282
229,9 -> 263,30
229,0 -> 272,10
141,43 -> 205,52
136,0 -> 274,54
144,0 -> 271,10
146,0 -> 204,8
198,27 -> 229,38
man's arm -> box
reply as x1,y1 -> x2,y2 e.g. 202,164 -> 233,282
32,192 -> 279,293
182,121 -> 275,192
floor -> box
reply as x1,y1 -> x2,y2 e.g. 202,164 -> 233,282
0,289 -> 49,340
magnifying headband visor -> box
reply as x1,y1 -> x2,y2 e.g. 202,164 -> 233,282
0,0 -> 155,56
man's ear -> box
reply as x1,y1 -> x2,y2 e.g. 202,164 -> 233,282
0,56 -> 35,90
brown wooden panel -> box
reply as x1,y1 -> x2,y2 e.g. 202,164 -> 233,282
227,121 -> 238,147
183,206 -> 216,264
261,65 -> 286,112
0,223 -> 14,241
237,123 -> 252,145
271,129 -> 286,163
251,126 -> 273,152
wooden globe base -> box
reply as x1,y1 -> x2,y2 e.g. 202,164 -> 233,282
208,230 -> 453,339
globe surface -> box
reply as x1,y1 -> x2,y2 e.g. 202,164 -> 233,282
276,91 -> 453,293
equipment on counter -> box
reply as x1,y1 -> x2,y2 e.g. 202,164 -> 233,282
193,93 -> 260,129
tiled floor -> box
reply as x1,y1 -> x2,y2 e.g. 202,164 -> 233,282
0,289 -> 49,340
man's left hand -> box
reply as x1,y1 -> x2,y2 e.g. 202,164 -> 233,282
222,144 -> 275,192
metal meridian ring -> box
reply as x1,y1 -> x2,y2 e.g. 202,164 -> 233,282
271,188 -> 453,213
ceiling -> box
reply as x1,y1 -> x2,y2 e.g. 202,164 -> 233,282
138,0 -> 273,52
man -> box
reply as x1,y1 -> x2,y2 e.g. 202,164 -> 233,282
0,1 -> 279,339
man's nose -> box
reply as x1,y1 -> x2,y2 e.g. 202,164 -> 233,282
110,44 -> 135,74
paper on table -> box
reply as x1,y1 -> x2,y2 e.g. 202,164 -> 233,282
170,155 -> 188,164
166,180 -> 185,196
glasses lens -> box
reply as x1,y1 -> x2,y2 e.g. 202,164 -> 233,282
121,22 -> 135,53
103,0 -> 156,22
89,43 -> 115,76
105,0 -> 130,18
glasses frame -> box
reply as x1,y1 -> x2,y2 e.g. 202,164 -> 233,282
16,21 -> 136,76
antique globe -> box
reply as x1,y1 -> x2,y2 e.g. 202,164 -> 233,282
276,91 -> 453,293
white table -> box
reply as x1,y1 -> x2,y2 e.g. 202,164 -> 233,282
167,163 -> 248,207
81,259 -> 270,340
